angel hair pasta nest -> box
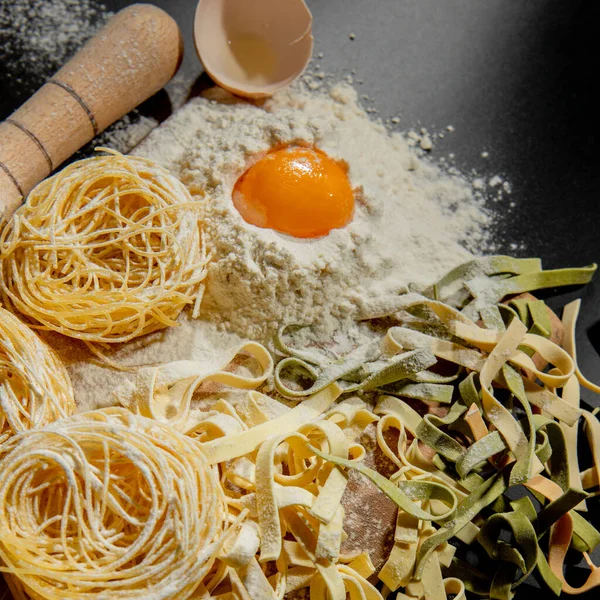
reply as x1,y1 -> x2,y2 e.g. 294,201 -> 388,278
0,149 -> 208,343
0,407 -> 227,600
0,306 -> 75,444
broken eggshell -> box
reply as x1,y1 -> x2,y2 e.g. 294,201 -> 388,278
193,0 -> 313,99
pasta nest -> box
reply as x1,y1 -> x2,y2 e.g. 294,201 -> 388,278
0,407 -> 227,600
0,306 -> 75,444
0,149 -> 208,343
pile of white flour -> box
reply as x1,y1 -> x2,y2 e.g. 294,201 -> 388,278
136,84 -> 489,339
51,83 -> 491,410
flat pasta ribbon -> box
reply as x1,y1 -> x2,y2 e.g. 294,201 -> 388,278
116,341 -> 273,430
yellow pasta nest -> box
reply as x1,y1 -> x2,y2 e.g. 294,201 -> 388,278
0,149 -> 208,343
0,306 -> 75,444
0,407 -> 227,600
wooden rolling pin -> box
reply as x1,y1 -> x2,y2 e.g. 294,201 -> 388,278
0,3 -> 183,217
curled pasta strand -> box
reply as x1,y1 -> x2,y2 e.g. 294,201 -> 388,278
0,408 -> 227,599
0,149 -> 208,343
0,307 -> 75,444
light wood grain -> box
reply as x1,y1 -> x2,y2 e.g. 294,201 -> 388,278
0,3 -> 183,218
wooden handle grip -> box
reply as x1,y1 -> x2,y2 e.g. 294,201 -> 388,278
0,3 -> 183,217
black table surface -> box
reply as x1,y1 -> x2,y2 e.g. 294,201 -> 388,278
1,0 -> 600,596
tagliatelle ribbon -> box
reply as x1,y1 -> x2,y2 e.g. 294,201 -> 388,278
425,255 -> 596,324
387,327 -> 485,371
508,296 -> 552,338
451,320 -> 575,387
384,381 -> 455,404
464,263 -> 596,319
580,410 -> 600,492
115,341 -> 273,430
172,387 -> 383,600
274,340 -> 437,398
562,299 -> 600,394
308,445 -> 459,523
558,372 -> 587,510
429,256 -> 543,304
255,416 -> 352,564
415,466 -> 511,577
202,384 -> 342,465
374,404 -> 468,503
455,430 -> 505,478
479,318 -> 542,484
548,513 -> 600,594
53,254 -> 598,600
345,267 -> 599,598
256,432 -> 308,563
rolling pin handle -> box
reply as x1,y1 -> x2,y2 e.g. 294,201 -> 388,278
0,3 -> 183,218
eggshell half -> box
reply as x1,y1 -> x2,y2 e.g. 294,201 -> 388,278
194,0 -> 313,98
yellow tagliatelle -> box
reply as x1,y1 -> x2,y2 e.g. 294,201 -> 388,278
107,293 -> 597,598
562,299 -> 600,394
1,255 -> 598,600
0,306 -> 75,444
0,149 -> 208,343
182,389 -> 381,600
116,341 -> 274,431
0,408 -> 227,600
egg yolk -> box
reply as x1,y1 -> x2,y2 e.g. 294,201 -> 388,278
232,146 -> 354,238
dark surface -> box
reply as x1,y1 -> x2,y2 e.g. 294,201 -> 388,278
2,1 -> 598,377
1,0 -> 600,596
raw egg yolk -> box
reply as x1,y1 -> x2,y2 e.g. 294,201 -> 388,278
232,146 -> 354,238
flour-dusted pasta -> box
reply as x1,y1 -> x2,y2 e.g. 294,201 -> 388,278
0,149 -> 208,343
0,306 -> 75,444
0,408 -> 227,600
1,249 -> 599,599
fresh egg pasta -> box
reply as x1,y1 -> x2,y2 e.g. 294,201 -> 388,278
0,408 -> 227,600
0,306 -> 75,444
0,149 -> 208,343
1,249 -> 600,600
